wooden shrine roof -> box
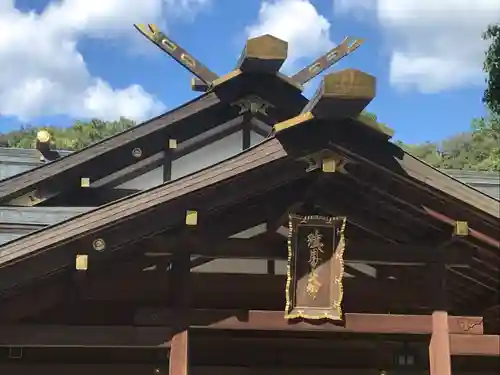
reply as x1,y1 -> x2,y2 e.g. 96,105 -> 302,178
0,95 -> 499,317
0,30 -> 498,328
0,28 -> 365,206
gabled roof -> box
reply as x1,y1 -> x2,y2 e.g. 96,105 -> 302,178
0,33 -> 326,206
0,28 -> 368,206
0,75 -> 287,205
0,34 -> 498,318
0,68 -> 498,301
0,137 -> 297,290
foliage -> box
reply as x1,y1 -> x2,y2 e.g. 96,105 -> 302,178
398,128 -> 499,171
473,23 -> 500,171
483,23 -> 500,116
0,113 -> 497,171
471,114 -> 500,171
0,117 -> 136,150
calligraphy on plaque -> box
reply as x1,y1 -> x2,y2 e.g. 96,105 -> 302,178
284,214 -> 347,321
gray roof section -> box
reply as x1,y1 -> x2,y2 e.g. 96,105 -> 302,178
441,169 -> 500,200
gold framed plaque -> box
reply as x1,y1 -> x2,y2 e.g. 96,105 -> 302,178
285,214 -> 347,321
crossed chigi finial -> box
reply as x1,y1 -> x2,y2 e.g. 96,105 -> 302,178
133,24 -> 393,139
133,23 -> 363,92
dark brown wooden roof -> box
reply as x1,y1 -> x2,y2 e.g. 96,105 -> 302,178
0,73 -> 304,205
0,110 -> 498,315
0,50 -> 498,325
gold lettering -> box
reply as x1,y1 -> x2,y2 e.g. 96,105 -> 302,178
305,229 -> 324,299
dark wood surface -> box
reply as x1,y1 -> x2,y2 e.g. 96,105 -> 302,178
0,138 -> 304,292
0,76 -> 249,204
0,73 -> 305,206
0,311 -> 484,345
236,34 -> 288,73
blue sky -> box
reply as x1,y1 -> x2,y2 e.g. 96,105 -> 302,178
0,0 -> 497,144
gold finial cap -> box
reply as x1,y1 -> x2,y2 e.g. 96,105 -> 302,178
36,130 -> 51,143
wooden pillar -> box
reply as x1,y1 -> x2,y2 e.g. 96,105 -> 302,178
429,311 -> 452,375
169,251 -> 191,375
163,139 -> 175,182
428,246 -> 451,375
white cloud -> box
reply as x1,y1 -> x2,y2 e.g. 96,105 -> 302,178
0,0 -> 209,122
335,0 -> 500,93
246,0 -> 333,70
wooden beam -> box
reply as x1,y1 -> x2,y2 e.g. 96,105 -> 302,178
0,325 -> 172,347
450,334 -> 500,356
91,152 -> 163,188
0,89 -> 240,205
301,69 -> 375,119
145,237 -> 472,266
291,37 -> 363,85
171,115 -> 245,158
237,34 -> 288,73
249,117 -> 273,137
0,283 -> 66,322
337,165 -> 499,291
424,207 -> 500,250
332,141 -> 500,233
92,115 -> 245,188
0,312 -> 483,346
80,273 -> 436,311
317,195 -> 416,244
134,24 -> 218,84
0,139 -> 301,293
136,309 -> 485,335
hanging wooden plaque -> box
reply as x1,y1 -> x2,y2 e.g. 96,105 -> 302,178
285,214 -> 347,321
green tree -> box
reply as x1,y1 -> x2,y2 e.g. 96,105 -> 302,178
0,113 -> 497,172
483,23 -> 500,116
0,117 -> 136,151
474,23 -> 500,171
397,122 -> 498,172
472,115 -> 500,171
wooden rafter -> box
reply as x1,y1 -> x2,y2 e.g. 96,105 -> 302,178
334,163 -> 499,293
334,141 -> 499,227
143,236 -> 472,266
0,87 -> 245,206
92,115 -> 247,189
249,116 -> 273,137
0,73 -> 304,206
134,24 -> 218,85
0,139 -> 306,292
291,37 -> 364,85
